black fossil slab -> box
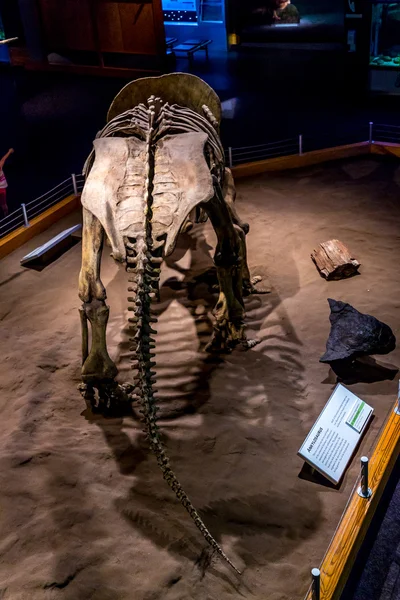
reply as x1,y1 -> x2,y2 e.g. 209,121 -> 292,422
320,299 -> 396,363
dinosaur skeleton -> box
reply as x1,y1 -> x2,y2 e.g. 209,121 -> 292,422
78,74 -> 265,574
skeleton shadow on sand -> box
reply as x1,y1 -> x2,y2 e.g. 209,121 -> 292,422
84,221 -> 323,580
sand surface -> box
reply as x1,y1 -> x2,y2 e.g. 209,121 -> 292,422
1,156 -> 400,600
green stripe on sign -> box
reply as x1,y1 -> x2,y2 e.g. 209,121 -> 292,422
350,401 -> 365,426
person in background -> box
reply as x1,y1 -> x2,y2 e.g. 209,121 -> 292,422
270,0 -> 291,21
252,0 -> 291,23
0,148 -> 14,217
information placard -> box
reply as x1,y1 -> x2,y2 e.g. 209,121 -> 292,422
298,384 -> 373,484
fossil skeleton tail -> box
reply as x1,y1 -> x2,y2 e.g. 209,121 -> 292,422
126,101 -> 240,575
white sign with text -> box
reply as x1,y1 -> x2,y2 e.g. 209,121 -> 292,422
298,384 -> 373,485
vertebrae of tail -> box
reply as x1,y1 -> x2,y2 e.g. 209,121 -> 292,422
127,239 -> 240,574
125,100 -> 240,575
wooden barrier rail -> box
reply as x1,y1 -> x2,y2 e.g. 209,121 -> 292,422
0,194 -> 80,260
231,142 -> 371,178
231,141 -> 398,179
304,400 -> 400,600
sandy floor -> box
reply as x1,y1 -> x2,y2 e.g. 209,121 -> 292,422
0,155 -> 400,600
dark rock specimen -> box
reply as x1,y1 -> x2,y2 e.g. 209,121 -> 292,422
320,299 -> 396,363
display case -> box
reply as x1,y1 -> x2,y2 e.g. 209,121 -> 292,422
370,0 -> 400,93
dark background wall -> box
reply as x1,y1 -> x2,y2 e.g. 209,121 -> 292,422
0,0 -> 25,40
295,0 -> 344,15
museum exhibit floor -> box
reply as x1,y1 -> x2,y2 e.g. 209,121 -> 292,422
1,155 -> 400,600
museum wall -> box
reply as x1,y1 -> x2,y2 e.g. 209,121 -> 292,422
38,0 -> 95,52
37,0 -> 166,56
97,2 -> 164,55
295,0 -> 343,15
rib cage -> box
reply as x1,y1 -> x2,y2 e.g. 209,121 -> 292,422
83,100 -> 225,184
81,98 -> 218,261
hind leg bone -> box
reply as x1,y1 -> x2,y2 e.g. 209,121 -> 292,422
203,192 -> 254,351
221,170 -> 269,295
78,208 -> 132,411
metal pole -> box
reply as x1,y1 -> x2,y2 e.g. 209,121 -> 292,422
72,173 -> 78,196
21,203 -> 29,228
299,134 -> 303,156
395,379 -> 400,416
311,568 -> 320,600
228,147 -> 233,169
357,456 -> 372,498
369,121 -> 374,145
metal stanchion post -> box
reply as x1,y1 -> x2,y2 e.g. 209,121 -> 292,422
299,134 -> 303,155
72,173 -> 78,196
369,121 -> 374,145
21,203 -> 29,228
357,456 -> 372,498
311,568 -> 320,600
